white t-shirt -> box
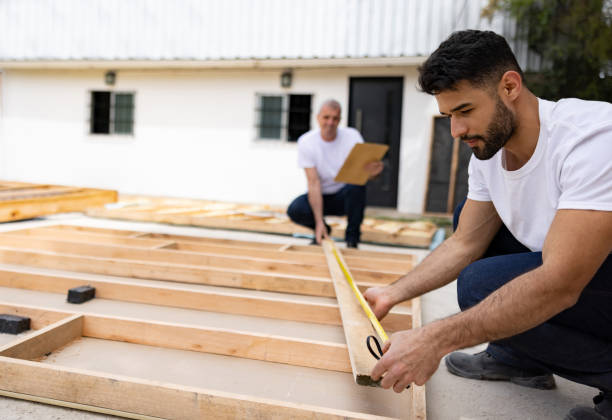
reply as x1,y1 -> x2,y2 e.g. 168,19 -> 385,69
468,98 -> 612,251
297,126 -> 364,194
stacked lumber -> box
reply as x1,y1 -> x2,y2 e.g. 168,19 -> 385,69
0,181 -> 117,222
0,224 -> 425,419
87,194 -> 437,247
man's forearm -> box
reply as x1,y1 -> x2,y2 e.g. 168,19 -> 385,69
307,183 -> 325,226
431,265 -> 578,355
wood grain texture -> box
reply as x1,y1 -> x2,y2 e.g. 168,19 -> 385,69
0,357 -> 395,420
0,314 -> 83,360
322,240 -> 379,386
0,268 -> 411,331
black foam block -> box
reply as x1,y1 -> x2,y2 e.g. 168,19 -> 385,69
0,314 -> 31,334
67,285 -> 96,304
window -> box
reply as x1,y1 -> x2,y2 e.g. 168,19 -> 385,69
256,94 -> 312,141
90,91 -> 134,135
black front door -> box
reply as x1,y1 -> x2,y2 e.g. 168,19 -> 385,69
348,77 -> 403,208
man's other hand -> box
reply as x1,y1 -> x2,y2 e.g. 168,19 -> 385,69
314,222 -> 329,244
370,326 -> 443,393
364,161 -> 384,178
363,286 -> 395,320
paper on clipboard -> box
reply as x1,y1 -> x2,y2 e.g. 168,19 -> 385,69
334,142 -> 389,186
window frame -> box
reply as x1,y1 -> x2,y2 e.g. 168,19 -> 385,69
88,90 -> 136,137
254,93 -> 312,142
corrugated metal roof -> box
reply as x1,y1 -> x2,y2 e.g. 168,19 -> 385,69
0,0 -> 511,62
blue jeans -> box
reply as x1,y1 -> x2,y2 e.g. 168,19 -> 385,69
454,199 -> 612,392
287,185 -> 366,243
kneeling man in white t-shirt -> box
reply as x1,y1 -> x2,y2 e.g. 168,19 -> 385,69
363,30 -> 612,419
287,99 -> 383,248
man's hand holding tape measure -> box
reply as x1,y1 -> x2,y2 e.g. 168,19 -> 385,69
365,286 -> 447,393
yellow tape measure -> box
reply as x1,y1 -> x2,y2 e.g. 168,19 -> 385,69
330,244 -> 389,343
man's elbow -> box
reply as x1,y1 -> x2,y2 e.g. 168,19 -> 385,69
542,265 -> 591,311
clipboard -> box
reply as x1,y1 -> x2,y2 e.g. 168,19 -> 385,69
334,142 -> 389,185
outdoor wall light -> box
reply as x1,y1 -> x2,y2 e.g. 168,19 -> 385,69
280,69 -> 292,88
104,70 -> 116,86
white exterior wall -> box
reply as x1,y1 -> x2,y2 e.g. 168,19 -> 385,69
0,67 -> 437,213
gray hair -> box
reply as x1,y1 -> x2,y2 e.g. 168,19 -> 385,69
318,99 -> 341,114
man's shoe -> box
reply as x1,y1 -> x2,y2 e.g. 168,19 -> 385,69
565,392 -> 612,420
346,241 -> 358,249
445,350 -> 556,390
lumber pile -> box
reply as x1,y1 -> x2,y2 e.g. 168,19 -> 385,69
0,224 -> 426,419
87,194 -> 437,247
0,181 -> 117,222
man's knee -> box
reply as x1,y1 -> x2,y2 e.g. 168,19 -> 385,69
287,195 -> 310,222
457,261 -> 489,311
457,253 -> 542,311
344,184 -> 366,199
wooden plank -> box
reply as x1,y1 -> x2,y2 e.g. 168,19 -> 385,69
0,186 -> 81,201
0,303 -> 71,329
0,390 -> 159,420
0,314 -> 83,360
0,247 -> 388,297
0,268 -> 412,331
322,240 -> 378,386
48,224 -> 414,262
8,227 -> 178,249
0,233 -> 397,283
0,188 -> 117,222
83,315 -> 351,372
409,296 -> 427,420
39,225 -> 414,275
20,225 -> 415,272
0,357 -> 394,420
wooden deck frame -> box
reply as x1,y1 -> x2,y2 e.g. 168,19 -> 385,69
0,181 -> 117,222
0,225 -> 426,419
86,194 -> 437,248
0,302 -> 413,419
0,224 -> 416,299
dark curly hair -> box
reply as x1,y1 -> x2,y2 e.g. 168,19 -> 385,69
418,30 -> 524,95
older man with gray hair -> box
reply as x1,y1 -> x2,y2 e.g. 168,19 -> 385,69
287,99 -> 383,248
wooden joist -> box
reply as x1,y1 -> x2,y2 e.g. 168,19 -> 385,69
0,181 -> 117,222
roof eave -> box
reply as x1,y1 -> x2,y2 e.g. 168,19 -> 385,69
0,56 -> 428,70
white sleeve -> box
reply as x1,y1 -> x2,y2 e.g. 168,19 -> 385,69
558,124 -> 612,211
297,140 -> 315,168
466,156 -> 491,202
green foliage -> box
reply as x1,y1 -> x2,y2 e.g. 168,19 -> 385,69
483,0 -> 612,101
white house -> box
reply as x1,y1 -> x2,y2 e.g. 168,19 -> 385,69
0,0 -> 522,214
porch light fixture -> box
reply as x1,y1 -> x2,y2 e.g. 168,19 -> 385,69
104,70 -> 116,86
280,69 -> 292,88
